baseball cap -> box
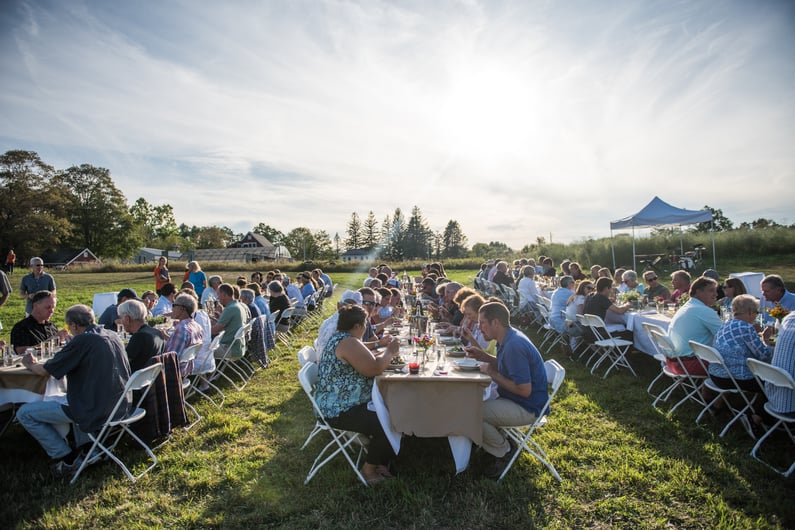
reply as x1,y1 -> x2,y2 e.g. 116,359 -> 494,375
702,269 -> 720,280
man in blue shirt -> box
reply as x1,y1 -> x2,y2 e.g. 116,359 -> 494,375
667,276 -> 722,376
465,301 -> 548,479
760,274 -> 795,324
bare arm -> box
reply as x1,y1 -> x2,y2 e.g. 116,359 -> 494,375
336,335 -> 399,378
21,352 -> 51,377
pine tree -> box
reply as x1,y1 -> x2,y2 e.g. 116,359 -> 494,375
345,212 -> 363,250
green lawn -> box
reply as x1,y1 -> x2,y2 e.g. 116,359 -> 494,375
1,270 -> 794,529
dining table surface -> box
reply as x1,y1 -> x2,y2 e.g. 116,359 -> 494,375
0,355 -> 67,406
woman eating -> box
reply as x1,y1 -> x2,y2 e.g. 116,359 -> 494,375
314,305 -> 400,484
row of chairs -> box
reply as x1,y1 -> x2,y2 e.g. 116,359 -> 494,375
644,325 -> 794,476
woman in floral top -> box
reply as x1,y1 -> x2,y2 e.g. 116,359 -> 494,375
314,305 -> 400,484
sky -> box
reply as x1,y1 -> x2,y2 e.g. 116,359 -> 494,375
1,0 -> 793,250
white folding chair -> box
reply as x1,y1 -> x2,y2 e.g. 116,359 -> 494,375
70,363 -> 164,484
214,322 -> 253,391
648,329 -> 707,412
643,322 -> 680,404
297,345 -> 317,367
178,343 -> 204,430
690,340 -> 758,438
746,358 -> 795,477
275,307 -> 295,349
498,359 -> 566,482
190,332 -> 225,408
582,314 -> 636,379
536,304 -> 564,352
298,362 -> 369,486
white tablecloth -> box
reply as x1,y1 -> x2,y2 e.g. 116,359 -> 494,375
625,311 -> 673,355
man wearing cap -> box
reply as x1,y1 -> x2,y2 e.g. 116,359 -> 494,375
419,277 -> 438,304
98,288 -> 139,330
19,257 -> 56,316
11,290 -> 66,354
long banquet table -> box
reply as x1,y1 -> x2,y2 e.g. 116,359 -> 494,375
373,360 -> 492,473
625,311 -> 673,355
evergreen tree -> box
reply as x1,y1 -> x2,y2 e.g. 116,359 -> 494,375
363,211 -> 379,249
345,212 -> 363,250
403,206 -> 431,259
442,219 -> 468,258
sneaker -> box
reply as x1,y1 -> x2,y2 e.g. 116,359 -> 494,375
484,439 -> 517,480
50,454 -> 84,478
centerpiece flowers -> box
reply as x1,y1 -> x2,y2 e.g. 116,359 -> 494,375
769,303 -> 790,322
618,290 -> 642,309
413,334 -> 435,351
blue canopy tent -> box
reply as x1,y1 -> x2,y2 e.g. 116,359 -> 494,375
610,196 -> 715,272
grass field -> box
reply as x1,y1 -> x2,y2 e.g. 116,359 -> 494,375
1,269 -> 794,529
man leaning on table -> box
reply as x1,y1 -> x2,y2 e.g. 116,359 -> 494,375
666,276 -> 722,376
10,290 -> 66,354
16,304 -> 131,478
759,274 -> 795,324
465,301 -> 548,479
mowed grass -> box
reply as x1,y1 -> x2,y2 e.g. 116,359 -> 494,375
1,269 -> 794,528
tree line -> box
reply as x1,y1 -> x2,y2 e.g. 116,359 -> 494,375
3,149 -> 788,263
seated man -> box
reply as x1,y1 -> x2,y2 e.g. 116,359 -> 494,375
667,276 -> 722,376
97,288 -> 138,330
582,277 -> 632,339
17,305 -> 131,477
643,271 -> 671,301
669,270 -> 691,304
118,299 -> 166,372
141,290 -> 158,317
11,290 -> 63,354
211,283 -> 248,358
491,261 -> 515,288
760,274 -> 795,324
569,262 -> 588,282
151,282 -> 176,317
768,311 -> 795,413
517,265 -> 540,311
419,277 -> 438,304
549,276 -> 575,332
200,275 -> 222,307
465,302 -> 548,479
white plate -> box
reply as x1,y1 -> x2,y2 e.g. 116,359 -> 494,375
440,337 -> 461,345
453,360 -> 480,371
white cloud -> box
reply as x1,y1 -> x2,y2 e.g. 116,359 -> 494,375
1,0 -> 792,248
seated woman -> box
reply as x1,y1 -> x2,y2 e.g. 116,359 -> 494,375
298,272 -> 317,310
565,280 -> 594,338
267,281 -> 291,326
459,293 -> 496,353
719,278 -> 747,310
582,277 -> 632,341
371,288 -> 394,325
711,294 -> 773,432
314,305 -> 400,484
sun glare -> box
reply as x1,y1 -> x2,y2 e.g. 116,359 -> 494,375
437,63 -> 537,162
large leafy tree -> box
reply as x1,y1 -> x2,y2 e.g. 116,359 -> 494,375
0,150 -> 71,258
59,164 -> 138,258
470,241 -> 513,259
284,227 -> 332,261
363,211 -> 379,249
442,219 -> 468,258
130,197 -> 180,247
345,212 -> 363,250
692,205 -> 733,232
252,222 -> 285,246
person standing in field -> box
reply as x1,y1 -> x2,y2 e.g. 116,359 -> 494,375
19,257 -> 56,316
6,248 -> 15,274
154,256 -> 170,295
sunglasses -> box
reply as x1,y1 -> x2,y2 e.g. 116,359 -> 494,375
647,277 -> 658,281
362,300 -> 376,306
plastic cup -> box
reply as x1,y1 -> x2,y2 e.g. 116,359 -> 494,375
408,362 -> 420,375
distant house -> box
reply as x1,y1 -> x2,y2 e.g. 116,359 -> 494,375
341,248 -> 377,263
41,248 -> 101,270
134,248 -> 183,264
187,232 -> 292,263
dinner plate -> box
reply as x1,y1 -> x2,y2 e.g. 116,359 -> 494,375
453,360 -> 480,371
440,337 -> 461,345
446,347 -> 466,358
387,363 -> 406,371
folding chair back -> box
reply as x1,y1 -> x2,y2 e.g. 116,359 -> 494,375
648,329 -> 706,412
581,314 -> 636,378
498,359 -> 565,482
297,345 -> 317,366
178,343 -> 204,429
70,363 -> 164,484
297,363 -> 369,485
690,340 -> 757,437
213,322 -> 253,391
642,322 -> 679,402
746,358 -> 795,477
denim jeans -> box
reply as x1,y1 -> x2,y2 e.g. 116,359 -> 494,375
16,401 -> 88,459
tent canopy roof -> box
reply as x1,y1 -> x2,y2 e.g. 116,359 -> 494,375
610,196 -> 712,230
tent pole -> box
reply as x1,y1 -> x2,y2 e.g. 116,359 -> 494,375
632,226 -> 636,272
711,220 -> 717,270
610,229 -> 616,270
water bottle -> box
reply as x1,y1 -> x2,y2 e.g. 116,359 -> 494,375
3,346 -> 12,367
